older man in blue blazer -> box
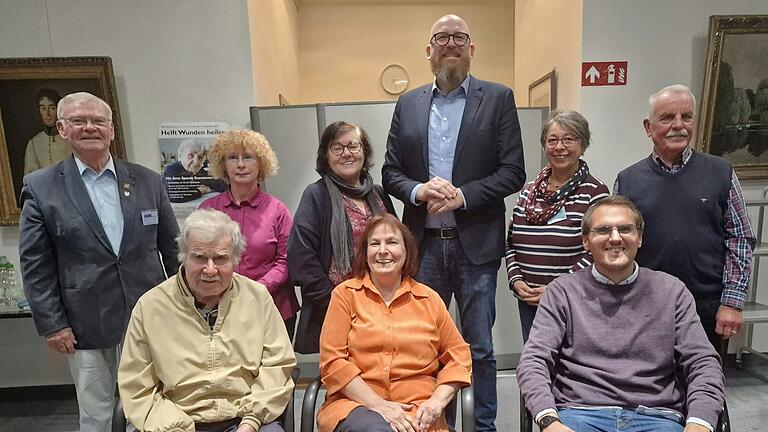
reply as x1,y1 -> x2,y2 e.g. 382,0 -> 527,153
19,92 -> 180,432
382,14 -> 526,432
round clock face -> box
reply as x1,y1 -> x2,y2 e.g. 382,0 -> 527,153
380,64 -> 409,95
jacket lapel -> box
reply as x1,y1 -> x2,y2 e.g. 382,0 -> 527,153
416,86 -> 432,167
454,76 -> 483,168
115,160 -> 136,257
62,157 -> 113,253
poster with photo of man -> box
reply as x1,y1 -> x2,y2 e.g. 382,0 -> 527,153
158,122 -> 228,218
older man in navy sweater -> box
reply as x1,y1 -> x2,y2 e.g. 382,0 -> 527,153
518,196 -> 723,432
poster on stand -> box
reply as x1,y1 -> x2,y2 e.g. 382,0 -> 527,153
158,122 -> 228,219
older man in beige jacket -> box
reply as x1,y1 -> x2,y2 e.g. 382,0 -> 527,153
118,209 -> 296,432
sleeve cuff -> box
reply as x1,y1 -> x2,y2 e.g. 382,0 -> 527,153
534,408 -> 558,423
687,417 -> 714,432
322,361 -> 362,395
458,188 -> 467,210
410,184 -> 424,205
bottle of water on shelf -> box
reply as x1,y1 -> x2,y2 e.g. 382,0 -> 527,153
0,256 -> 11,305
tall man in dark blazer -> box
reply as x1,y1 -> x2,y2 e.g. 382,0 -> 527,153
382,14 -> 526,432
19,92 -> 180,432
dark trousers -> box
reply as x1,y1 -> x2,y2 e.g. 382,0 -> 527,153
334,407 -> 391,432
695,294 -> 725,349
284,315 -> 297,342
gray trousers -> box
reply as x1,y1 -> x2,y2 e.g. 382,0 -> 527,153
67,347 -> 119,432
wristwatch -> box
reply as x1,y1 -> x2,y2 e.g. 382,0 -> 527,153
537,415 -> 561,430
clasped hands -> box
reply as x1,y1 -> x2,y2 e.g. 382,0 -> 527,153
416,177 -> 463,214
371,397 -> 445,432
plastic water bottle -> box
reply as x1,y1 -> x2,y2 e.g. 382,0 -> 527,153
0,257 -> 10,305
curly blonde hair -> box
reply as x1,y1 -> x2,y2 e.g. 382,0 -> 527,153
207,129 -> 279,183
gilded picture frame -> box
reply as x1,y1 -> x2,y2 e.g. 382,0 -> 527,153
697,15 -> 768,179
0,56 -> 125,225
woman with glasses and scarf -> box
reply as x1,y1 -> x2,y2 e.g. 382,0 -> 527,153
505,111 -> 609,342
288,121 -> 395,354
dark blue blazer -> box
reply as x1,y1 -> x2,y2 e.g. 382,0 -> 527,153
382,75 -> 526,265
19,156 -> 180,349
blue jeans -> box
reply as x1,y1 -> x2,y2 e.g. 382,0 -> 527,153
559,407 -> 684,432
416,236 -> 499,432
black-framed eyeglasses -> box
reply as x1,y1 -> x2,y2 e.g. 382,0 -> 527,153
329,140 -> 362,156
589,224 -> 638,237
430,32 -> 470,47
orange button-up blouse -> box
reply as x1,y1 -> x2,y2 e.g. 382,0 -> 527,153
317,274 -> 472,432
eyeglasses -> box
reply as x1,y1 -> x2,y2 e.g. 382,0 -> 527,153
60,116 -> 112,128
329,140 -> 362,156
430,32 -> 470,47
545,137 -> 580,148
225,153 -> 257,164
589,224 -> 638,237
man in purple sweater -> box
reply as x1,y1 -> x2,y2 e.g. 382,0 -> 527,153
517,196 -> 724,432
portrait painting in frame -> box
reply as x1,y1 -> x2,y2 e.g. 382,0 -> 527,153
697,15 -> 768,179
0,56 -> 125,225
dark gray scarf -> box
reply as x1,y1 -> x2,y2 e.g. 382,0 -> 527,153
324,172 -> 384,275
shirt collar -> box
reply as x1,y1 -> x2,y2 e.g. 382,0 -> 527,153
223,187 -> 264,208
75,154 -> 116,178
591,263 -> 639,285
651,145 -> 693,171
345,273 -> 430,299
431,74 -> 471,98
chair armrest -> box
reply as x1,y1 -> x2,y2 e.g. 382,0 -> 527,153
300,376 -> 323,432
520,393 -> 533,432
460,384 -> 475,432
280,367 -> 301,432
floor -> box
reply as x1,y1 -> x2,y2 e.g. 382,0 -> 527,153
1,355 -> 766,432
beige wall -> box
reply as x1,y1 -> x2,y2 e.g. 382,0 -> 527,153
248,0 -> 301,105
514,0 -> 583,110
297,1 -> 515,104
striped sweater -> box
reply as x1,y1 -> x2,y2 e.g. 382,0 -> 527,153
505,174 -> 609,292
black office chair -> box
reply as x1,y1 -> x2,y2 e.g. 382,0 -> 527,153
300,376 -> 475,432
519,338 -> 731,431
112,367 -> 300,432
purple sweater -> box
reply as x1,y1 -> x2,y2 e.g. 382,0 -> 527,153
517,267 -> 724,427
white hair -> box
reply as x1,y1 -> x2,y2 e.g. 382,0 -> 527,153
57,92 -> 113,119
177,209 -> 246,265
177,138 -> 205,160
648,84 -> 696,119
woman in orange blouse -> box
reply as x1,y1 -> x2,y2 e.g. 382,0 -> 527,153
318,214 -> 472,432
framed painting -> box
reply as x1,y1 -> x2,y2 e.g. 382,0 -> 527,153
528,69 -> 556,112
697,15 -> 768,179
0,56 -> 125,225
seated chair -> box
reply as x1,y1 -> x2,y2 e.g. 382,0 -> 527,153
519,339 -> 731,432
300,376 -> 475,432
112,367 -> 301,432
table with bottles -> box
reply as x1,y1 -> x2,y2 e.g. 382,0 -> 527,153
0,256 -> 28,318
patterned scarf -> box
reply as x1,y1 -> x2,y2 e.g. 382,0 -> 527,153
325,172 -> 385,275
524,160 -> 589,225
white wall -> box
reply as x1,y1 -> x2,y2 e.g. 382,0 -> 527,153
580,0 -> 768,350
0,0 -> 255,268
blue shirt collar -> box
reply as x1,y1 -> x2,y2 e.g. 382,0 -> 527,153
75,154 -> 116,178
431,74 -> 471,97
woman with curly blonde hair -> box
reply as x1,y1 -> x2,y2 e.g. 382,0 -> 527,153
199,129 -> 299,339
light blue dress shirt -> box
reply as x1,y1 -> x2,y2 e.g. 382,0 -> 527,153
75,156 -> 124,255
410,75 -> 471,228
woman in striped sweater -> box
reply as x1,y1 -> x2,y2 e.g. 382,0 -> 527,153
505,110 -> 609,342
